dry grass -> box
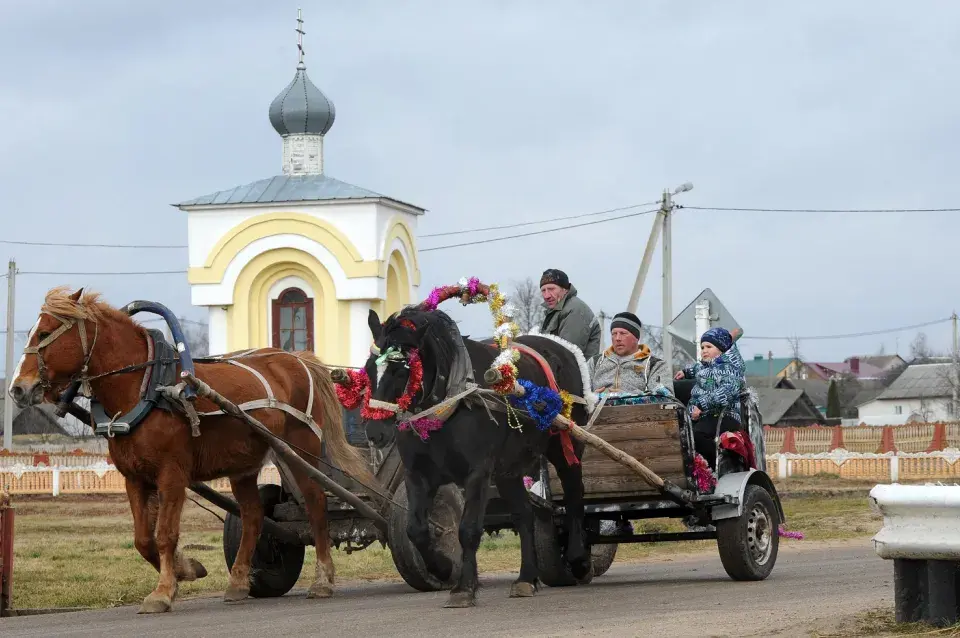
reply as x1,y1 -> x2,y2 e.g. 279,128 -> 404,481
814,608 -> 960,637
6,486 -> 883,611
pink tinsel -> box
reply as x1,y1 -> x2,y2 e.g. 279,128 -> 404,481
424,287 -> 444,312
778,525 -> 805,540
398,417 -> 444,441
523,476 -> 534,489
692,453 -> 717,493
467,277 -> 481,297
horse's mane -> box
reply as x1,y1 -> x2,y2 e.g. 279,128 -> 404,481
390,307 -> 461,366
41,286 -> 129,325
387,306 -> 464,400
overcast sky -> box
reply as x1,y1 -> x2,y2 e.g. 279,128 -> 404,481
1,0 -> 958,375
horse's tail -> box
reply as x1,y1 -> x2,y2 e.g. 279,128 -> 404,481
297,353 -> 387,505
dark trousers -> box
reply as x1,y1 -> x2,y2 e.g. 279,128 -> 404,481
693,413 -> 742,469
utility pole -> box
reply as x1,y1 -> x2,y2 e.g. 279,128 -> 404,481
597,310 -> 607,352
952,311 -> 958,417
661,189 -> 675,374
4,259 -> 15,451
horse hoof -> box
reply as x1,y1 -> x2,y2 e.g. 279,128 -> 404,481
306,584 -> 334,599
223,584 -> 250,603
570,557 -> 592,582
509,582 -> 536,598
443,591 -> 477,608
190,558 -> 208,580
138,593 -> 173,614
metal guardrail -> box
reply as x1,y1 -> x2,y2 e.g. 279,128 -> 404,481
870,484 -> 960,627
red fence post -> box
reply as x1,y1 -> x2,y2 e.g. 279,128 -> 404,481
878,426 -> 897,454
927,423 -> 947,453
830,425 -> 845,451
0,491 -> 13,617
781,427 -> 798,454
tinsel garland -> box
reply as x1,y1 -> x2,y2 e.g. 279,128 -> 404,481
692,453 -> 717,493
397,417 -> 444,441
332,350 -> 424,422
508,379 -> 567,431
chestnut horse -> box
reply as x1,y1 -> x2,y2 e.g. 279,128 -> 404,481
8,287 -> 377,613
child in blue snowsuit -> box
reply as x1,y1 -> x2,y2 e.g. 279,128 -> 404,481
674,327 -> 746,469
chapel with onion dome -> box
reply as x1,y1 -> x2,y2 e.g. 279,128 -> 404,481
176,10 -> 423,367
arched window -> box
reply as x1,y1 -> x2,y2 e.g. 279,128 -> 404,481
272,287 -> 314,352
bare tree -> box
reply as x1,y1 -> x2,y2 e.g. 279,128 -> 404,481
644,325 -> 694,372
509,277 -> 545,334
911,332 -> 930,362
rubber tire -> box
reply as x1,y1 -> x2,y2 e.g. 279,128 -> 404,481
387,482 -> 464,592
716,484 -> 780,581
589,520 -> 619,578
533,509 -> 593,587
590,543 -> 618,578
223,484 -> 305,598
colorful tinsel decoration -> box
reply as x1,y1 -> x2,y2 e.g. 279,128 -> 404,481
508,379 -> 565,430
398,417 -> 444,441
692,453 -> 717,493
334,369 -> 369,411
419,276 -> 522,397
778,525 -> 805,540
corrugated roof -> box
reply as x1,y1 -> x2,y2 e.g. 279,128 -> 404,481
753,387 -> 804,424
874,363 -> 953,400
176,174 -> 424,211
744,357 -> 795,377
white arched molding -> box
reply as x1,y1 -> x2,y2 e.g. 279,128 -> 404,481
190,233 -> 388,306
265,275 -> 317,348
386,236 -> 418,304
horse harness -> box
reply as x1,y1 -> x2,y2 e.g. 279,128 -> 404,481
24,312 -> 324,442
23,312 -> 99,397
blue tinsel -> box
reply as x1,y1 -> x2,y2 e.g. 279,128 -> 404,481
508,378 -> 564,431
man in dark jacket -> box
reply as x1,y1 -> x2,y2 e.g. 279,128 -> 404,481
538,268 -> 601,359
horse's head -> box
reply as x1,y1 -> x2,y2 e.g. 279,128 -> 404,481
362,306 -> 458,448
8,287 -> 104,408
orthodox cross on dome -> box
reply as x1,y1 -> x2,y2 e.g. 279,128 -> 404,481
296,8 -> 306,69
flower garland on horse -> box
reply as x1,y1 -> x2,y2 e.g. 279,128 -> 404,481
333,276 -> 575,440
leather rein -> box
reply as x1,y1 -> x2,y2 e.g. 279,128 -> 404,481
23,312 -> 172,398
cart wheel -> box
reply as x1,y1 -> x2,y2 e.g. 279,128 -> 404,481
716,484 -> 779,581
590,543 -> 618,578
533,509 -> 592,587
589,519 -> 619,578
387,482 -> 464,592
223,484 -> 305,598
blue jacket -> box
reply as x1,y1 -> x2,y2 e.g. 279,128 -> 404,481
680,342 -> 745,424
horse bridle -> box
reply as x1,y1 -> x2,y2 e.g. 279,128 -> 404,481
23,312 -> 99,397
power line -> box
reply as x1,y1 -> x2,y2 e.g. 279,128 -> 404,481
682,205 -> 960,213
0,239 -> 186,249
420,207 -> 661,252
645,317 -> 951,341
18,270 -> 187,276
420,200 -> 660,238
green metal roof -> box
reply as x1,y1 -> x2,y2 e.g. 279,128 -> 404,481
743,356 -> 795,378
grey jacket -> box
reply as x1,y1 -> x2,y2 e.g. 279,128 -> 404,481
539,285 -> 601,360
588,345 -> 674,397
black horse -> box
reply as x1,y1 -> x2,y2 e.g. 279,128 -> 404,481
363,306 -> 592,608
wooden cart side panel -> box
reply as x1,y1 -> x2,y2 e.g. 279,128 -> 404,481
548,404 -> 688,499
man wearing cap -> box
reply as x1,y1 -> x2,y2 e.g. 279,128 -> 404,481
539,268 -> 602,359
588,311 -> 673,398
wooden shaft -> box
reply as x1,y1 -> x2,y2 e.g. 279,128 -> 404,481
188,482 -> 303,546
181,372 -> 389,533
500,380 -> 668,490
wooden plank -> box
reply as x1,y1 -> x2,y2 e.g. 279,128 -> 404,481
548,404 -> 687,499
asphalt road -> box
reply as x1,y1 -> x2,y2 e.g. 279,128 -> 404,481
3,540 -> 892,638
